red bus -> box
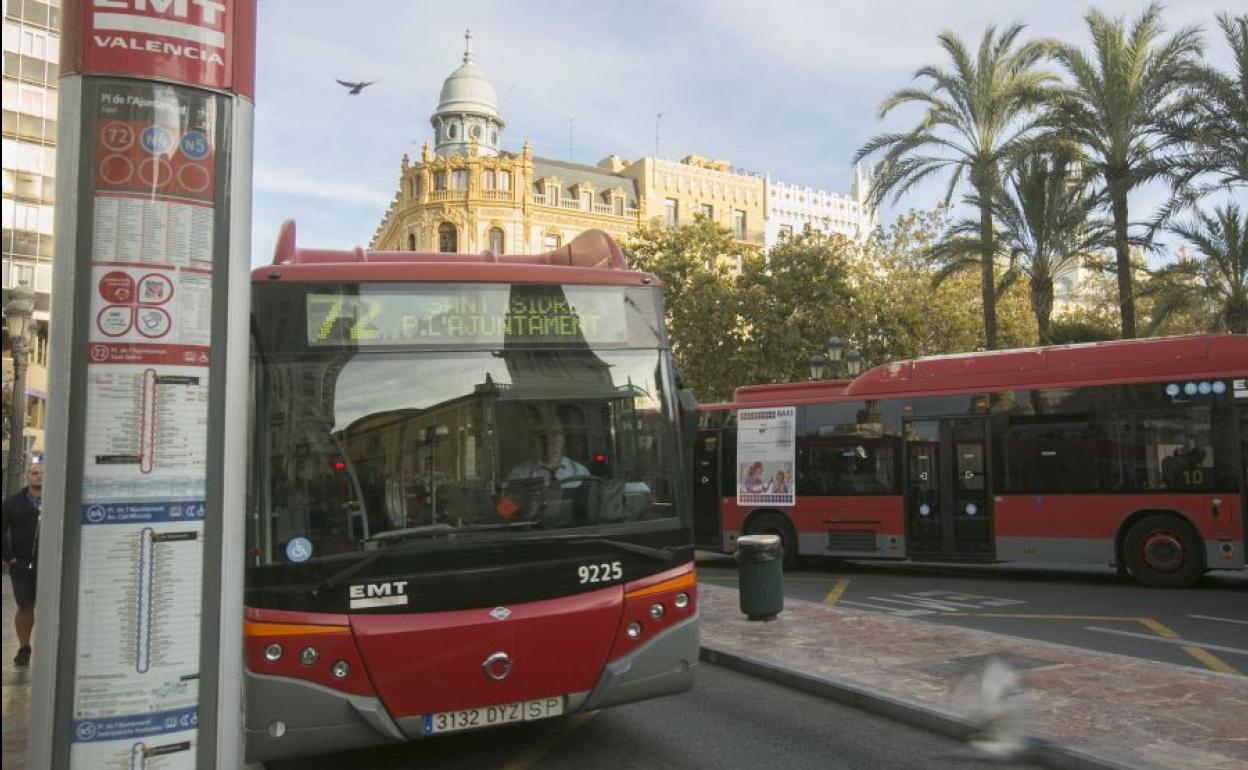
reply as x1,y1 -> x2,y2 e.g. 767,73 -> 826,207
244,225 -> 699,761
694,335 -> 1248,588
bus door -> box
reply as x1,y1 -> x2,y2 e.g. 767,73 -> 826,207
904,418 -> 994,560
693,428 -> 723,548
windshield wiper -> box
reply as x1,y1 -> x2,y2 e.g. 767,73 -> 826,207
314,520 -> 541,593
538,534 -> 678,562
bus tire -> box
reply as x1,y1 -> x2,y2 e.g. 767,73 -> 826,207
1123,514 -> 1203,588
745,512 -> 798,570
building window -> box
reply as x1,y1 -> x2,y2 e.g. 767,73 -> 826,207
451,170 -> 468,190
613,196 -> 624,216
546,183 -> 560,205
447,123 -> 458,140
733,209 -> 746,239
489,227 -> 504,254
543,234 -> 561,251
498,170 -> 511,191
408,233 -> 417,251
580,191 -> 592,211
664,198 -> 679,227
699,203 -> 714,220
438,222 -> 457,253
434,171 -> 447,190
483,170 -> 496,189
778,224 -> 793,240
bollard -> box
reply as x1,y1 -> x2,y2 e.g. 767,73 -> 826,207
737,534 -> 784,621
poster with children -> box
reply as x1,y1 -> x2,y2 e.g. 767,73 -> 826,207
736,406 -> 796,506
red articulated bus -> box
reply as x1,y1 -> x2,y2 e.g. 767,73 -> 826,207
694,335 -> 1248,588
244,225 -> 699,761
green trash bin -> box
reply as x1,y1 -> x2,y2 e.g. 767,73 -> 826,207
737,534 -> 784,621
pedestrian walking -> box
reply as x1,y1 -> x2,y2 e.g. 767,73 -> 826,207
3,458 -> 42,666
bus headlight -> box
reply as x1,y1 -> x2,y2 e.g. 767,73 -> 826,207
300,646 -> 319,666
263,643 -> 283,662
674,592 -> 690,609
331,660 -> 351,679
626,622 -> 643,639
649,603 -> 665,620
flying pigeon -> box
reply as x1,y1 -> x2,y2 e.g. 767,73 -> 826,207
336,79 -> 376,95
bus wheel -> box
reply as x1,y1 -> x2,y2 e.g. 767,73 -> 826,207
745,512 -> 798,570
1123,515 -> 1203,588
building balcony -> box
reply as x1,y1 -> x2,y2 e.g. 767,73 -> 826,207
529,193 -> 638,219
428,189 -> 469,201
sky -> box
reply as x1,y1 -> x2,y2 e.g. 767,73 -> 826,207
250,0 -> 1238,266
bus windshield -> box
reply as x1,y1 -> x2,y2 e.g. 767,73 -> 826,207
249,287 -> 683,567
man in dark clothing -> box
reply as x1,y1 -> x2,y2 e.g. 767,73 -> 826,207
2,460 -> 41,666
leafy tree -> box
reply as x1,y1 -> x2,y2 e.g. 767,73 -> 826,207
1047,3 -> 1204,338
1144,203 -> 1248,334
855,24 -> 1055,350
845,210 -> 1034,367
1045,315 -> 1119,344
1158,13 -> 1248,225
736,230 -> 857,384
927,154 -> 1107,343
623,216 -> 752,402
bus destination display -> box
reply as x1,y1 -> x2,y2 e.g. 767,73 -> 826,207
306,285 -> 629,347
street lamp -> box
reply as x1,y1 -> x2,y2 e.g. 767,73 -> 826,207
808,354 -> 826,381
825,336 -> 842,377
846,348 -> 862,378
5,280 -> 35,495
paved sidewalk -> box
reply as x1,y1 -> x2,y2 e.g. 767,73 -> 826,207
2,578 -> 33,770
697,582 -> 1248,770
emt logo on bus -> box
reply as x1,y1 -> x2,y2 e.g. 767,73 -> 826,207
349,580 -> 410,609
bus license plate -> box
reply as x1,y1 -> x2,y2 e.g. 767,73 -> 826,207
425,696 -> 565,734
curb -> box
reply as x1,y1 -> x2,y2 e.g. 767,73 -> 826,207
699,644 -> 1149,770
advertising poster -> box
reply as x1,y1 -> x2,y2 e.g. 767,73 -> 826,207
70,80 -> 222,770
736,407 -> 796,506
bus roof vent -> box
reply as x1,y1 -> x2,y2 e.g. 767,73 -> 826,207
271,222 -> 629,270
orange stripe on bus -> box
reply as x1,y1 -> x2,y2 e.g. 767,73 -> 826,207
244,621 -> 350,637
625,571 -> 697,599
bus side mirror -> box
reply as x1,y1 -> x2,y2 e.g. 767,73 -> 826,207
678,388 -> 699,451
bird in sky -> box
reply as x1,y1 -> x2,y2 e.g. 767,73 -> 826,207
336,79 -> 376,95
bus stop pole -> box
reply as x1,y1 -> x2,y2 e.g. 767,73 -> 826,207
28,2 -> 256,766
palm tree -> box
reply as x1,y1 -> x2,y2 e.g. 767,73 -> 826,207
855,24 -> 1054,350
1158,13 -> 1248,225
1048,3 -> 1204,339
1145,203 -> 1248,334
927,154 -> 1107,343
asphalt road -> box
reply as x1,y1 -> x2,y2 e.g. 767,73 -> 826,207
697,553 -> 1248,675
267,664 -> 1044,770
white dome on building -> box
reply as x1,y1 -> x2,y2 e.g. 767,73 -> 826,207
432,30 -> 505,157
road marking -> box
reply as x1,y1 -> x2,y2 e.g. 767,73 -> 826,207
823,579 -> 850,605
946,613 -> 1242,675
839,600 -> 936,617
1189,614 -> 1248,626
1181,647 -> 1241,675
1083,626 -> 1248,657
499,710 -> 599,770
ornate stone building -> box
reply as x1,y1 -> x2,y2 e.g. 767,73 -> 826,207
371,32 -> 770,255
371,32 -> 643,254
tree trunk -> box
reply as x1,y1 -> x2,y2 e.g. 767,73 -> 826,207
1225,293 -> 1248,334
1109,183 -> 1136,339
1031,275 -> 1054,344
978,193 -> 999,350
